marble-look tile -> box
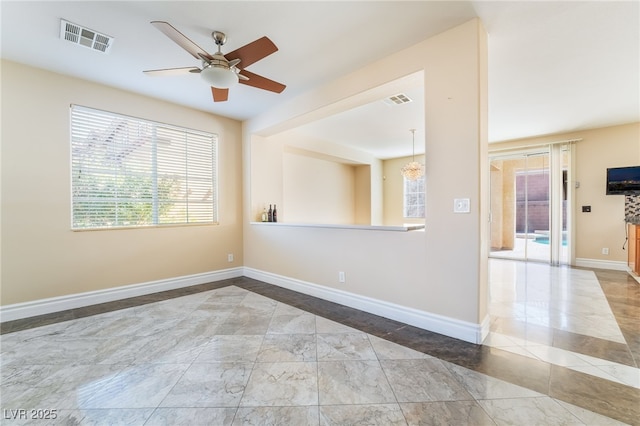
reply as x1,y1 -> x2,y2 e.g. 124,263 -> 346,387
239,292 -> 279,310
592,362 -> 640,388
460,346 -> 552,395
524,345 -> 594,368
552,328 -> 637,367
240,361 -> 318,406
233,406 -> 320,425
380,359 -> 473,402
317,360 -> 395,405
566,364 -> 621,384
0,320 -> 69,345
1,335 -> 108,366
79,363 -> 189,408
200,292 -> 248,308
489,317 -> 555,346
169,310 -> 226,339
1,364 -> 126,410
483,332 -> 520,347
368,334 -> 431,360
160,363 -> 252,407
46,309 -> 136,338
146,407 -> 236,426
478,397 -> 583,425
86,314 -> 185,338
0,310 -> 77,335
556,400 -> 630,426
444,361 -> 542,400
400,401 -> 496,426
319,404 -> 407,426
194,335 -> 263,363
548,364 -> 640,424
495,344 -> 541,360
104,331 -> 210,365
257,334 -> 317,362
556,314 -> 626,344
215,307 -> 275,335
315,316 -> 362,334
1,267 -> 637,425
48,409 -> 155,426
267,311 -> 317,334
128,297 -> 199,319
316,333 -> 377,361
272,302 -> 309,316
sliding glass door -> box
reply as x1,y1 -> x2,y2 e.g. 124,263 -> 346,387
490,145 -> 570,264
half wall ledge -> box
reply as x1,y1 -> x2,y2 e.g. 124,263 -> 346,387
249,222 -> 425,232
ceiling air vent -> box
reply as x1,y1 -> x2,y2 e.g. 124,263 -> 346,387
60,19 -> 114,53
383,93 -> 413,106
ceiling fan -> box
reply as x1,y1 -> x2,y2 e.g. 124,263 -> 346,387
144,21 -> 285,102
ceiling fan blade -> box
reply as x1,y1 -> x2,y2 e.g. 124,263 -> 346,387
238,70 -> 286,93
143,67 -> 201,76
151,21 -> 213,60
225,36 -> 278,68
211,87 -> 229,102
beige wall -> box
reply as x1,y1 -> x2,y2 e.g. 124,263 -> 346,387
1,60 -> 243,306
490,122 -> 640,264
383,155 -> 426,226
575,123 -> 639,263
283,152 -> 357,224
244,19 -> 489,328
251,130 -> 381,226
354,165 -> 372,225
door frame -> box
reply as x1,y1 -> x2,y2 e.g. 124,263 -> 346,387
489,143 -> 574,265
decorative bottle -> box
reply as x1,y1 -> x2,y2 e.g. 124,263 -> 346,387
268,204 -> 273,222
261,206 -> 267,222
273,204 -> 278,223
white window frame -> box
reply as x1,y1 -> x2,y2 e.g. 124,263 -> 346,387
403,175 -> 426,218
70,105 -> 218,230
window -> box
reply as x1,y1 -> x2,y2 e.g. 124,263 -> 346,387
71,105 -> 217,230
403,175 -> 425,218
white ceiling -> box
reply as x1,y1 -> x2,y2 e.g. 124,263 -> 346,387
1,1 -> 638,159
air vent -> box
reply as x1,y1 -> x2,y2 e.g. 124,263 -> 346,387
60,19 -> 113,53
383,93 -> 413,106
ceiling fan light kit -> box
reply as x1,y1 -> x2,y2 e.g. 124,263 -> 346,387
200,59 -> 239,89
144,21 -> 285,102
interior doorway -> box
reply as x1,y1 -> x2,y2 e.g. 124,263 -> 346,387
489,145 -> 570,265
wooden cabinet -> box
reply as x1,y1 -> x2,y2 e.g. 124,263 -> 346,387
629,223 -> 640,274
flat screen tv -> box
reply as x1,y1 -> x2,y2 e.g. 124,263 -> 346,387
606,166 -> 640,195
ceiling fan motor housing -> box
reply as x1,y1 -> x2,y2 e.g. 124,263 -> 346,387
212,31 -> 227,46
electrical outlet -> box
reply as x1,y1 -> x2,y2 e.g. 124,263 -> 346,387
338,271 -> 346,283
228,253 -> 234,262
602,248 -> 609,255
453,198 -> 470,213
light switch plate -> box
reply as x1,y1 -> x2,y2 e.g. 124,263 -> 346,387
454,198 -> 470,213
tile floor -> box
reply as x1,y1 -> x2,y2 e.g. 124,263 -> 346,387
487,260 -> 639,389
1,260 -> 638,425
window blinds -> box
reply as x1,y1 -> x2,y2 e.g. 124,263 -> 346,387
70,105 -> 218,229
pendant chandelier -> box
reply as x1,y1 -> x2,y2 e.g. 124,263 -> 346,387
400,129 -> 424,181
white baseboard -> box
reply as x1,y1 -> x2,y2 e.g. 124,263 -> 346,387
1,266 -> 487,345
244,267 -> 486,344
0,268 -> 243,323
575,258 -> 628,271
